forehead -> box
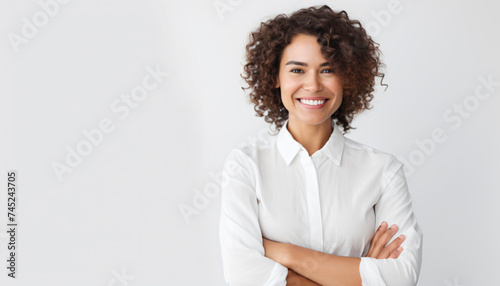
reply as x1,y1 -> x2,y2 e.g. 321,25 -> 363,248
281,34 -> 327,62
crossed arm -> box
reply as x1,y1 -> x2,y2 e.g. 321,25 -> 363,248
220,151 -> 421,285
262,221 -> 405,286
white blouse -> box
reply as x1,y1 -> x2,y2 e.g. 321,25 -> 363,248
218,118 -> 423,286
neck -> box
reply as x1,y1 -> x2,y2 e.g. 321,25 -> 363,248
286,117 -> 333,156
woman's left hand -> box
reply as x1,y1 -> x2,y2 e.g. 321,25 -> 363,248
262,238 -> 292,267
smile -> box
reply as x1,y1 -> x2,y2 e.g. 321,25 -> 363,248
297,98 -> 328,109
299,99 -> 326,105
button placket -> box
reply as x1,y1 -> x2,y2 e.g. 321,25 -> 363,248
299,149 -> 324,252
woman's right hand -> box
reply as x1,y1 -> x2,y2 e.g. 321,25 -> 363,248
364,221 -> 406,259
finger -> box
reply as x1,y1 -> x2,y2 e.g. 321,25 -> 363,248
371,221 -> 388,245
371,224 -> 399,257
379,234 -> 406,258
380,224 -> 399,244
378,224 -> 399,248
366,221 -> 389,257
388,246 -> 404,259
365,221 -> 387,258
379,234 -> 405,259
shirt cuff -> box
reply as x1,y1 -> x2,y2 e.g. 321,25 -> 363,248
265,262 -> 288,285
359,257 -> 387,286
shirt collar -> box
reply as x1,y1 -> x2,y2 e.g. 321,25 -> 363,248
276,118 -> 345,166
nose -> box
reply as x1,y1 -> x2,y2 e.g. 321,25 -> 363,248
303,72 -> 323,93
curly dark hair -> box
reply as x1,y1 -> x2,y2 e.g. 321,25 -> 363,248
241,5 -> 387,134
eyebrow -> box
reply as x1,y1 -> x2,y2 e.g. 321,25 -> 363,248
285,61 -> 330,67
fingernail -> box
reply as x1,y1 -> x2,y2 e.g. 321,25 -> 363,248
381,221 -> 387,227
398,246 -> 403,251
390,224 -> 396,229
399,234 -> 405,239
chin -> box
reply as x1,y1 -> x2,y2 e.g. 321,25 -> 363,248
297,117 -> 331,126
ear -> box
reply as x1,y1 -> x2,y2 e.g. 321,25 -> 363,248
275,78 -> 280,88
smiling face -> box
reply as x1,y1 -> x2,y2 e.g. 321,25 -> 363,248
275,33 -> 343,130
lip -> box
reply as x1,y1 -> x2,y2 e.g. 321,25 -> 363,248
297,97 -> 328,100
296,98 -> 328,109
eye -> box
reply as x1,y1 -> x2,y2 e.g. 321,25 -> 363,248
322,68 -> 335,73
290,68 -> 304,73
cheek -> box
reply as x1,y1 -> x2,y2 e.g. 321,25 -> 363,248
333,91 -> 343,107
327,82 -> 344,97
334,95 -> 343,109
280,74 -> 301,88
279,82 -> 296,97
280,92 -> 293,108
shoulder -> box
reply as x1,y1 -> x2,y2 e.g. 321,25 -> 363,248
223,128 -> 277,170
228,128 -> 277,160
343,136 -> 405,181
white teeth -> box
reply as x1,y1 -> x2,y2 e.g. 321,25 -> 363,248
299,99 -> 326,106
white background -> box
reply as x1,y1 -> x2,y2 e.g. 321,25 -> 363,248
1,0 -> 499,285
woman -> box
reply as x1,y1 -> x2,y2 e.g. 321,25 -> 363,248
219,5 -> 423,286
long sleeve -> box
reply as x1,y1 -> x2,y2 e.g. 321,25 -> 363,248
219,148 -> 289,286
359,155 -> 424,286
